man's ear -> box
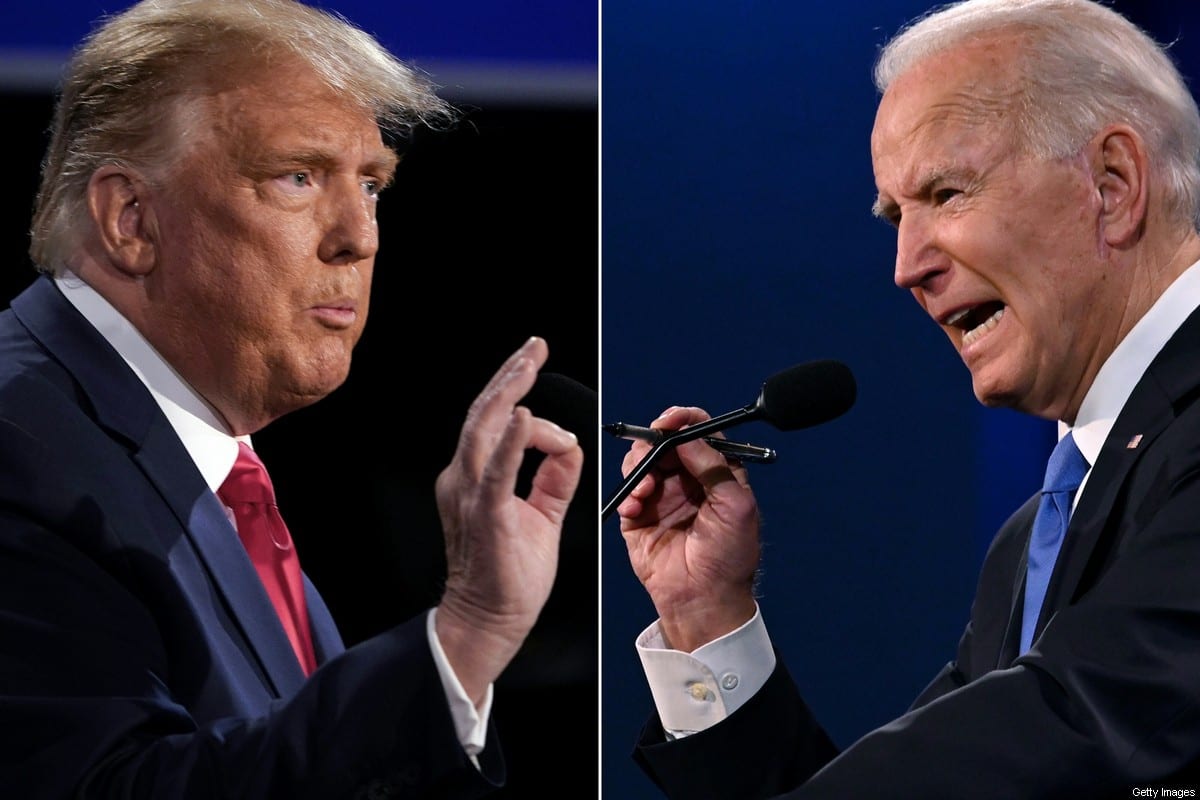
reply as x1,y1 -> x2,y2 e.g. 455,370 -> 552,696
87,166 -> 156,276
1090,125 -> 1149,249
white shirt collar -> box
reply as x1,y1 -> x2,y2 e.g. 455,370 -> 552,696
1064,257 -> 1200,474
54,272 -> 246,491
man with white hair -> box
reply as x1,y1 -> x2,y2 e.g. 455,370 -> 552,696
616,1 -> 1200,796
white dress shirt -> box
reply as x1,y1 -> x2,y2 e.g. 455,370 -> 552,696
55,273 -> 490,756
639,257 -> 1200,739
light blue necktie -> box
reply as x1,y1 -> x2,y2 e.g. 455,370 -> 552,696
1019,431 -> 1089,655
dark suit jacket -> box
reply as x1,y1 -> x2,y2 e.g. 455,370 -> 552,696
0,277 -> 503,798
635,303 -> 1200,799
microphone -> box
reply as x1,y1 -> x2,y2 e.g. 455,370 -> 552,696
602,360 -> 856,521
516,370 -> 597,513
525,371 -> 597,440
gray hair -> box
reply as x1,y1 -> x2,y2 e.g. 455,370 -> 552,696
31,0 -> 456,274
874,0 -> 1200,229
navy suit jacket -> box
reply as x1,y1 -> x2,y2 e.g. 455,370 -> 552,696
635,303 -> 1200,799
0,276 -> 502,798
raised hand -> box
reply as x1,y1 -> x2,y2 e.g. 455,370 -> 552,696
434,336 -> 584,705
618,405 -> 761,652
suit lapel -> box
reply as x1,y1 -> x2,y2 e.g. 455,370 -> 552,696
12,277 -> 308,697
1045,402 -> 1171,618
1035,304 -> 1200,641
994,496 -> 1039,668
135,416 -> 308,697
304,576 -> 345,662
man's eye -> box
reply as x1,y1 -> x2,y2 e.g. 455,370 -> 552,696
933,187 -> 961,205
289,172 -> 312,187
363,180 -> 381,198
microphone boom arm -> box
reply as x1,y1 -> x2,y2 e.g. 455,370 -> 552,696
602,359 -> 856,523
601,402 -> 759,522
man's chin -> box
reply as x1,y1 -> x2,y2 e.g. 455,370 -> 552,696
273,358 -> 354,415
969,371 -> 1022,411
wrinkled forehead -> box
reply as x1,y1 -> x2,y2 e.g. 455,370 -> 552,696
159,61 -> 396,183
871,38 -> 1025,161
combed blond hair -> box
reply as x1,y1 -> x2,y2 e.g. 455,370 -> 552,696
31,0 -> 456,273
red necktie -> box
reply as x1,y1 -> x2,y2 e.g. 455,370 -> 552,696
218,442 -> 317,676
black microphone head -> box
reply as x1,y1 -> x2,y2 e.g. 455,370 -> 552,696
756,360 -> 856,430
525,371 -> 597,440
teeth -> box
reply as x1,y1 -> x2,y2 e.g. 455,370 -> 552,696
946,308 -> 970,327
961,306 -> 1005,347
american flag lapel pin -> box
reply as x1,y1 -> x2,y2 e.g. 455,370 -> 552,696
1126,434 -> 1143,449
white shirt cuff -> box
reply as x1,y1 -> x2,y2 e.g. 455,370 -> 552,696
636,604 -> 775,737
426,607 -> 492,759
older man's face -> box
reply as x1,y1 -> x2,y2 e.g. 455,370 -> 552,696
870,36 -> 1126,423
137,61 -> 399,432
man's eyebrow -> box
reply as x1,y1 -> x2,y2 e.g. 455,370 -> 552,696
366,149 -> 400,182
254,148 -> 400,180
872,194 -> 899,224
871,165 -> 974,223
913,166 -> 968,195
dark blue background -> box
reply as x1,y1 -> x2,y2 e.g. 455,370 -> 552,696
0,1 -> 596,66
601,1 -> 1200,796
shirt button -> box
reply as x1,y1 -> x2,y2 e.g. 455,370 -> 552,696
720,672 -> 739,691
688,682 -> 712,701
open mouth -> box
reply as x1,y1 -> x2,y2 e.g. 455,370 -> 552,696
946,302 -> 1005,347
